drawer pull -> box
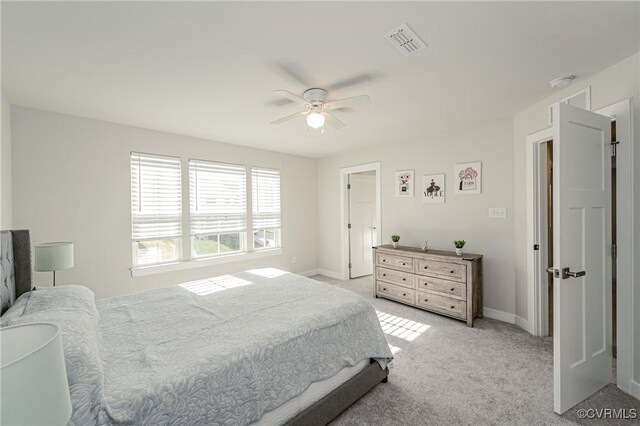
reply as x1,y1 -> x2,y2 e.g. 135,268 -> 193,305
402,278 -> 406,281
424,299 -> 428,302
383,288 -> 387,291
450,306 -> 455,309
424,266 -> 428,269
451,288 -> 455,292
450,270 -> 454,274
403,293 -> 406,297
383,273 -> 386,276
382,259 -> 386,262
402,262 -> 406,265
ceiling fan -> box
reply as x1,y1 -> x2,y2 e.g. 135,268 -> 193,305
270,88 -> 371,131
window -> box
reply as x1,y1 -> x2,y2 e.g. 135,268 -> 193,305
130,153 -> 182,266
252,167 -> 281,250
190,159 -> 246,258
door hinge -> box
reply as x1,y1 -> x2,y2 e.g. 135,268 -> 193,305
348,263 -> 352,269
533,244 -> 540,251
611,140 -> 620,157
612,244 -> 617,258
347,223 -> 352,229
347,183 -> 351,190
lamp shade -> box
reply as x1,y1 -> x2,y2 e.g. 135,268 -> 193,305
34,242 -> 74,272
0,322 -> 72,425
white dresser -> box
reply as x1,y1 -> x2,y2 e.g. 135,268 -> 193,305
373,245 -> 483,327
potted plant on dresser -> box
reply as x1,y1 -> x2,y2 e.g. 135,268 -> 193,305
391,235 -> 400,248
454,240 -> 466,255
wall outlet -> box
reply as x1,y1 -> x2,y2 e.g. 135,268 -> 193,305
291,256 -> 297,264
488,207 -> 507,219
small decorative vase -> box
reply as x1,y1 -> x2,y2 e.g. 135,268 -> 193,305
392,242 -> 398,248
455,248 -> 463,256
421,241 -> 428,251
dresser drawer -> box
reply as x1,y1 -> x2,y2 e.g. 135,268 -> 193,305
377,282 -> 415,304
417,276 -> 466,300
376,267 -> 415,289
376,252 -> 413,272
416,259 -> 466,282
416,291 -> 467,319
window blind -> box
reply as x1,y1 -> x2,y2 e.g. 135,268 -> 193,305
130,152 -> 183,240
190,160 -> 247,235
252,168 -> 281,230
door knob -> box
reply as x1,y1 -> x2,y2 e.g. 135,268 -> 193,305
562,267 -> 586,279
547,267 -> 559,278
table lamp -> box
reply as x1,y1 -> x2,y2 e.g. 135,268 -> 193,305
0,322 -> 72,425
34,242 -> 74,286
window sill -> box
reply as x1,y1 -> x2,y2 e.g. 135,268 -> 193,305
130,248 -> 283,277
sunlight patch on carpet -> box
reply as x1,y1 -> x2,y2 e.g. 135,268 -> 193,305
377,311 -> 430,342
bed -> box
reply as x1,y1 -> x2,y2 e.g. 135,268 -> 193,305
0,230 -> 393,425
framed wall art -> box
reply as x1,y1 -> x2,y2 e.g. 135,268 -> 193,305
395,170 -> 414,197
422,174 -> 445,203
454,162 -> 481,195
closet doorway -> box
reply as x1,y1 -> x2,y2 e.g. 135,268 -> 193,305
540,120 -> 617,356
526,99 -> 635,411
339,162 -> 381,280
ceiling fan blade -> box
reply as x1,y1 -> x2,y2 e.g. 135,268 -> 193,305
323,111 -> 345,129
325,72 -> 381,91
270,110 -> 308,125
274,90 -> 311,106
324,95 -> 371,110
272,60 -> 314,87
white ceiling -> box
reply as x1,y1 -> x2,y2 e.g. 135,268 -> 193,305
2,1 -> 639,158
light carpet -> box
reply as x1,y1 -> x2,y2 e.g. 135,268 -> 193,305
311,275 -> 640,426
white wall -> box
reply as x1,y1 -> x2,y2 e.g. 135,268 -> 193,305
0,93 -> 12,228
11,107 -> 318,298
513,52 -> 640,392
317,120 -> 517,318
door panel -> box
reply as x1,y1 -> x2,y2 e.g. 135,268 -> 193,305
553,102 -> 611,414
349,173 -> 376,278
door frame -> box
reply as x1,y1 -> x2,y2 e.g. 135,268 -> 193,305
340,162 -> 382,280
526,98 -> 635,396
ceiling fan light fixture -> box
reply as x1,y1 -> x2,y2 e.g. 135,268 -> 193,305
306,112 -> 325,129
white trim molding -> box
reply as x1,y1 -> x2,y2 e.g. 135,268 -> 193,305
515,316 -> 531,333
630,380 -> 640,400
339,162 -> 382,281
299,269 -> 319,277
483,308 -> 516,324
526,127 -> 553,337
131,248 -> 282,277
316,269 -> 345,281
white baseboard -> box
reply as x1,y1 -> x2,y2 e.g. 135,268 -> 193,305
298,269 -> 319,277
630,380 -> 640,400
315,269 -> 345,280
515,315 -> 532,333
483,307 -> 516,324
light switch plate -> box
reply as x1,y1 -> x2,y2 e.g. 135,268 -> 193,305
489,207 -> 507,219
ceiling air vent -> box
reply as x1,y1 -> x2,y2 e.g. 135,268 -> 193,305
384,23 -> 427,56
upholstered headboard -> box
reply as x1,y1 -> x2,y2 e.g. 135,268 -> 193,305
1,230 -> 33,313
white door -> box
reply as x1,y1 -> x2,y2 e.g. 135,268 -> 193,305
552,102 -> 612,414
349,173 -> 376,278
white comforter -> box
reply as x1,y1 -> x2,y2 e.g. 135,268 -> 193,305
4,270 -> 393,425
